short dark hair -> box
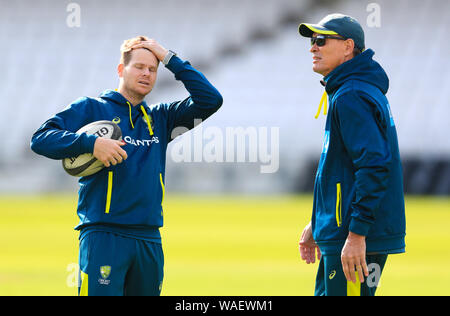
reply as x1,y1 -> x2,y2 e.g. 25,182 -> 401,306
353,47 -> 362,57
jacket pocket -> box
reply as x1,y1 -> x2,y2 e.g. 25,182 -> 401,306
335,182 -> 342,227
105,171 -> 113,214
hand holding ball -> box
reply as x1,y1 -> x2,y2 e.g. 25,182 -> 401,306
62,121 -> 126,177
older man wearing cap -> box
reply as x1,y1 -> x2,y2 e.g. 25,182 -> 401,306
297,14 -> 406,296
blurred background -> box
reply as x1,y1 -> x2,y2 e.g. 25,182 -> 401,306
1,0 -> 449,296
0,0 -> 448,195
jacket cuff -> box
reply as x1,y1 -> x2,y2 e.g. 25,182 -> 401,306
80,134 -> 98,154
165,55 -> 187,74
349,217 -> 372,236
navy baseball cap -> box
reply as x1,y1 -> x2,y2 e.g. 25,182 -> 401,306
299,13 -> 365,51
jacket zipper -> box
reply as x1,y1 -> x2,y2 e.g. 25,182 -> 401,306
159,173 -> 165,205
336,182 -> 342,227
105,171 -> 113,214
159,173 -> 165,217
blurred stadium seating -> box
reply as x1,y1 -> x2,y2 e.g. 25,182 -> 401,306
0,0 -> 448,194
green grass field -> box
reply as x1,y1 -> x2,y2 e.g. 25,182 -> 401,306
0,194 -> 449,296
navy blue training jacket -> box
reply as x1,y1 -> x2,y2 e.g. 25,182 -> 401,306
311,49 -> 406,255
31,55 -> 222,242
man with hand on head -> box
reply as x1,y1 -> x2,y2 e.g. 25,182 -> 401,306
297,14 -> 406,296
31,36 -> 222,296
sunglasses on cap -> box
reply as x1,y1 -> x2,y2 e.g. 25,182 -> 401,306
311,35 -> 346,47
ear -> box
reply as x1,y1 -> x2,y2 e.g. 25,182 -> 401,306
117,63 -> 124,78
344,39 -> 355,57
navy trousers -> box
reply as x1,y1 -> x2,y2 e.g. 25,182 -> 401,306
314,253 -> 388,296
78,231 -> 164,296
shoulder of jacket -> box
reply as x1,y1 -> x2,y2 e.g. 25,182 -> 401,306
147,102 -> 172,119
343,80 -> 383,98
147,102 -> 165,111
81,96 -> 116,110
333,80 -> 382,104
71,96 -> 102,106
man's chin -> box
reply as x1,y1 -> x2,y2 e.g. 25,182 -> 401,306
134,87 -> 152,98
312,65 -> 328,77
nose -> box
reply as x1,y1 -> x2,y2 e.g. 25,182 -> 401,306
142,68 -> 150,77
310,43 -> 319,53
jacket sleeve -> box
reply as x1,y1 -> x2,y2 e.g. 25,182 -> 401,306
335,91 -> 391,236
30,97 -> 98,160
162,55 -> 223,140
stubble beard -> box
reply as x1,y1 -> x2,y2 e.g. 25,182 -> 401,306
123,81 -> 150,104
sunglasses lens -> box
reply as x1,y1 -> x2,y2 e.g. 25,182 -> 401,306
311,37 -> 326,47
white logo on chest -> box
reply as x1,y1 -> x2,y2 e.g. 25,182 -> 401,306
124,135 -> 159,146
